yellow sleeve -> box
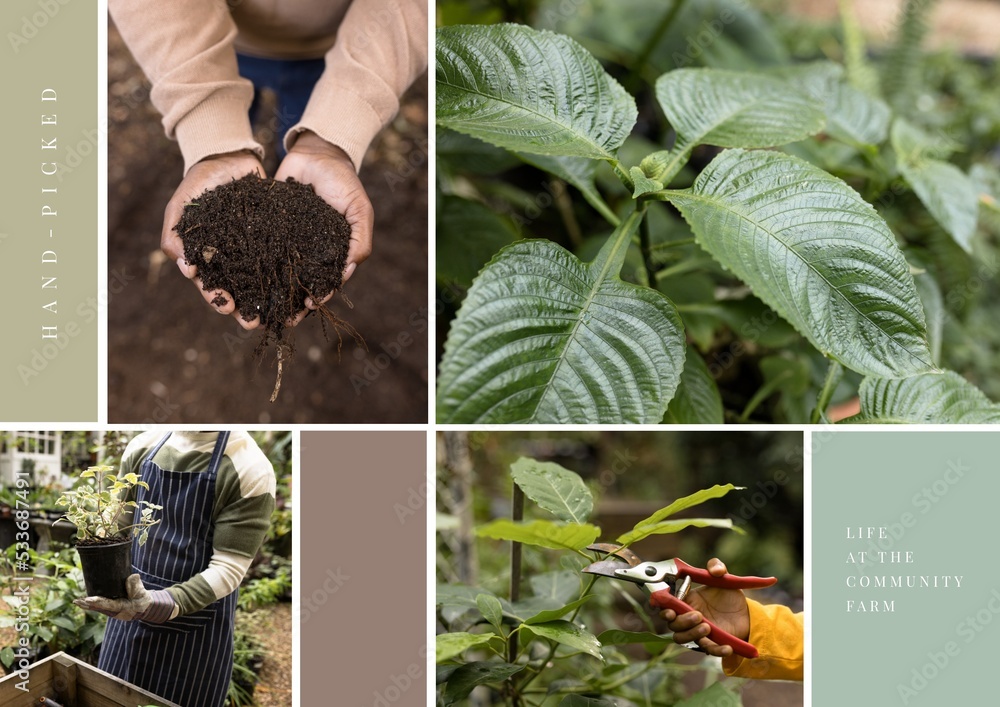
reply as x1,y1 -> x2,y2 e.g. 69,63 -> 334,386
721,599 -> 803,681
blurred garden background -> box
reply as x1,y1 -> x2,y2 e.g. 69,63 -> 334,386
0,431 -> 292,707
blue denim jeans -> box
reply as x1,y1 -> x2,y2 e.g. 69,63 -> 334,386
236,54 -> 326,158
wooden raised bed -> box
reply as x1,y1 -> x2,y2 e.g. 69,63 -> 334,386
0,652 -> 179,707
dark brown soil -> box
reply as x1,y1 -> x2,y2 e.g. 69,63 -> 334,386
176,175 -> 351,336
75,536 -> 130,547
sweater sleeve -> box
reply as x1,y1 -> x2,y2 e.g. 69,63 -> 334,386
721,600 -> 804,681
283,0 -> 428,170
108,0 -> 262,173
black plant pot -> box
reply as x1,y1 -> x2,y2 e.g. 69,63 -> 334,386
76,538 -> 133,599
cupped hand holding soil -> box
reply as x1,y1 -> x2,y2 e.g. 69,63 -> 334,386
161,150 -> 266,327
174,172 -> 351,334
276,130 -> 374,304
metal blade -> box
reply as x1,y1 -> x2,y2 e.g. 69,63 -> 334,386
582,557 -> 633,579
585,543 -> 642,567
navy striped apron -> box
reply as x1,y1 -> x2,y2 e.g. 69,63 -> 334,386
99,432 -> 236,707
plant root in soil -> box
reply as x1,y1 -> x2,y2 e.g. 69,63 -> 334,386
176,173 -> 363,400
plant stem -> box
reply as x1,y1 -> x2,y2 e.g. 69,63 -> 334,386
739,370 -> 793,423
588,192 -> 621,227
639,216 -> 658,288
626,0 -> 689,92
654,256 -> 712,282
811,360 -> 844,424
516,574 -> 599,695
508,483 -> 524,706
612,160 -> 634,192
551,179 -> 584,248
650,237 -> 696,251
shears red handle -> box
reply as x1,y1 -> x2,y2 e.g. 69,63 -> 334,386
647,586 -> 759,659
672,559 -> 777,590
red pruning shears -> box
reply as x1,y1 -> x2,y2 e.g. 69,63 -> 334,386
582,543 -> 777,659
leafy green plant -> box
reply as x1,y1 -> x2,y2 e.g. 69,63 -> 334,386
54,465 -> 161,545
238,563 -> 292,612
227,612 -> 268,707
437,456 -> 751,705
0,546 -> 107,670
435,2 -> 1000,424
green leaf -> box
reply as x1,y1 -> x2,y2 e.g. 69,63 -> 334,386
476,519 -> 600,551
617,517 -> 741,545
520,620 -> 603,660
510,457 -> 593,523
49,616 -> 78,631
676,682 -> 741,707
524,596 -> 592,625
630,166 -> 663,198
597,629 -> 675,646
779,62 -> 890,147
436,24 -> 637,161
529,570 -> 581,605
437,196 -> 518,289
642,68 -> 824,181
436,210 -> 686,423
663,346 -> 724,424
660,149 -> 934,378
438,585 -> 510,624
436,632 -> 496,663
892,120 -> 979,253
438,128 -> 521,175
476,594 -> 504,630
627,483 -> 743,531
443,662 -> 524,704
857,371 -> 1000,424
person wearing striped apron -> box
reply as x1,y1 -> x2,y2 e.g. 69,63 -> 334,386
75,431 -> 276,707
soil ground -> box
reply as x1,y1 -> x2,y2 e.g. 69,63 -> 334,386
108,22 -> 428,423
253,602 -> 293,707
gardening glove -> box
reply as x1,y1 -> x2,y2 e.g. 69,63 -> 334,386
276,130 -> 374,326
74,573 -> 177,623
659,558 -> 751,658
161,150 -> 266,330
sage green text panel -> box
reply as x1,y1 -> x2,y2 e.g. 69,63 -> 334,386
0,0 -> 98,421
813,431 -> 1000,706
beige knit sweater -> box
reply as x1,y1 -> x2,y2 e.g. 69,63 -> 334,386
109,0 -> 428,173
